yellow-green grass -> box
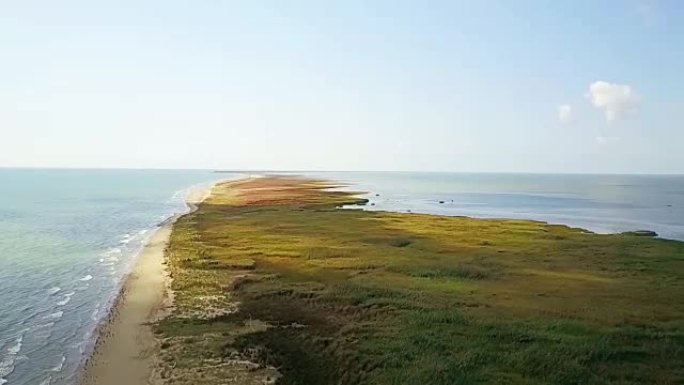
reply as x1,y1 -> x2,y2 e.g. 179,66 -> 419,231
155,176 -> 684,384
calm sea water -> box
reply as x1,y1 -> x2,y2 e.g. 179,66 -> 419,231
305,172 -> 684,241
1,170 -> 683,385
0,169 -> 233,385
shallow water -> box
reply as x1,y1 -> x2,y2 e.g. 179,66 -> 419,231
302,172 -> 684,241
0,169 -> 233,385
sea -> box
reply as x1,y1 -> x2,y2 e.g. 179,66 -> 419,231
0,169 -> 233,385
0,169 -> 683,385
314,172 -> 684,240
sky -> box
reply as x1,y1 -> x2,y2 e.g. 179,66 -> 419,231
1,0 -> 683,173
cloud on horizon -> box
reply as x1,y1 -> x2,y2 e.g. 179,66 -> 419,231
558,104 -> 573,123
586,81 -> 639,121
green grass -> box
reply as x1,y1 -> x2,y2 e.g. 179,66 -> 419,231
154,177 -> 684,384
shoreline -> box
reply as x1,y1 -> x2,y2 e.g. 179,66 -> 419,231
78,185 -> 213,385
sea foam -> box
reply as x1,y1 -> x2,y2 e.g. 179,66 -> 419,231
0,334 -> 24,384
47,287 -> 61,296
43,311 -> 63,321
56,292 -> 75,306
50,356 -> 65,372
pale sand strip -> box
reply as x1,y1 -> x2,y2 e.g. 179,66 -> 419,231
80,185 -> 213,385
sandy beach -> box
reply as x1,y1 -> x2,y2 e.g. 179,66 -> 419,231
79,186 -> 211,385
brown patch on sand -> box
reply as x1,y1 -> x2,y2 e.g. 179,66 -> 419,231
206,176 -> 363,207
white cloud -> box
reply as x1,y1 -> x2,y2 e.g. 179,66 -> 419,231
557,104 -> 573,123
595,136 -> 607,144
637,0 -> 656,23
586,81 -> 639,121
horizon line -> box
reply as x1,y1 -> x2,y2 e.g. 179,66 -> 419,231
1,166 -> 682,176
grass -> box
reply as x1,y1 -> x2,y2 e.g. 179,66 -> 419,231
155,176 -> 684,384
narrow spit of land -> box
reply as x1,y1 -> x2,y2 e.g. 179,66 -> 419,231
155,176 -> 684,384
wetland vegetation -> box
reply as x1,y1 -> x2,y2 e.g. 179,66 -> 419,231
155,176 -> 684,384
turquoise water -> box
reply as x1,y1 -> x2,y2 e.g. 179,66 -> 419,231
0,169 -> 233,385
1,170 -> 683,385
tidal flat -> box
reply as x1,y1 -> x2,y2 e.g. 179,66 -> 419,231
155,176 -> 684,384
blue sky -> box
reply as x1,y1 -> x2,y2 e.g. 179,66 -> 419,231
1,0 -> 682,173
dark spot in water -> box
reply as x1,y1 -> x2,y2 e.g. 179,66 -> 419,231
621,230 -> 658,237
